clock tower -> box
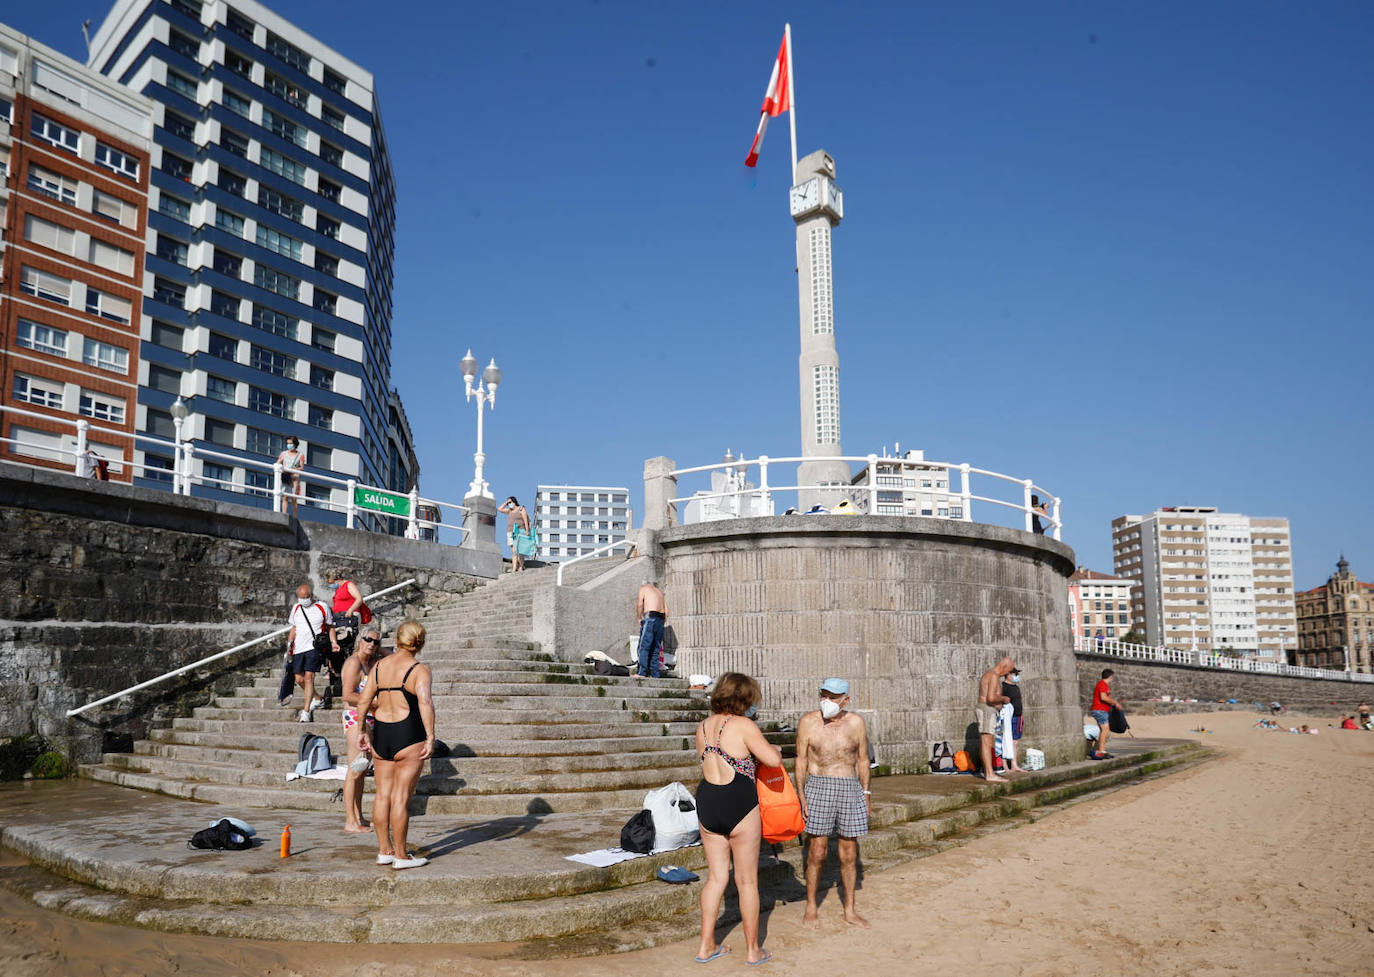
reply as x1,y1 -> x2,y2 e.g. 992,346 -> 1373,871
789,150 -> 849,506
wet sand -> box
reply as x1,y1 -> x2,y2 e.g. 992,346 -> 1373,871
2,710 -> 1371,976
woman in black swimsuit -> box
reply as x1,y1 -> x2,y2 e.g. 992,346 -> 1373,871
355,620 -> 435,870
693,672 -> 782,967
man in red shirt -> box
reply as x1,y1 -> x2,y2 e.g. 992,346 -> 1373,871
1089,668 -> 1121,759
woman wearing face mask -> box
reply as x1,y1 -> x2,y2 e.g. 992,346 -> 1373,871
276,436 -> 305,517
1000,668 -> 1024,772
693,672 -> 781,966
340,625 -> 387,833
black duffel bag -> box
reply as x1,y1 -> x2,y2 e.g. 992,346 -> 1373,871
619,809 -> 655,853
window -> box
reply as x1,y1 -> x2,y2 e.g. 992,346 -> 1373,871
89,238 -> 137,275
243,470 -> 271,495
321,105 -> 345,131
264,72 -> 305,108
204,417 -> 234,446
85,289 -> 133,324
143,452 -> 175,481
169,0 -> 203,18
168,29 -> 199,59
322,68 -> 347,96
220,128 -> 249,157
25,215 -> 76,255
13,375 -> 64,410
317,178 -> 340,203
95,142 -> 140,180
317,215 -> 340,239
226,9 -> 255,40
81,338 -> 129,374
259,186 -> 303,222
152,276 -> 186,307
210,290 -> 240,318
161,151 -> 192,180
252,303 -> 297,339
311,328 -> 336,353
27,164 -> 77,205
248,386 -> 289,418
21,267 -> 73,305
255,224 -> 303,260
93,190 -> 133,226
215,208 -> 244,235
309,365 -> 333,391
165,70 -> 197,99
16,320 -> 69,357
203,461 -> 234,485
307,444 -> 332,469
213,250 -> 242,278
319,141 -> 342,167
151,321 -> 184,349
162,109 -> 195,141
308,405 -> 333,430
217,168 -> 246,196
262,107 -> 307,147
254,264 -> 301,300
207,332 -> 236,360
251,345 -> 296,377
79,391 -> 126,424
159,192 -> 191,221
314,251 -> 338,276
206,376 -> 236,404
147,364 -> 182,394
312,290 -> 337,315
156,235 -> 188,265
225,49 -> 253,78
145,409 -> 175,438
31,113 -> 81,153
222,90 -> 251,119
245,426 -> 284,456
260,147 -> 306,185
265,33 -> 310,72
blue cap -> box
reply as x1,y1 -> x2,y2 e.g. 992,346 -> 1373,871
820,678 -> 850,695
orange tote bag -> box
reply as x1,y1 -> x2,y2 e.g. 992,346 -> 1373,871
755,764 -> 805,843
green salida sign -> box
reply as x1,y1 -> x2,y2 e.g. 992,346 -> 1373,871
353,486 -> 410,517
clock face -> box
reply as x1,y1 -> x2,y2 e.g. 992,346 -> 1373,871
789,178 -> 821,217
825,182 -> 844,219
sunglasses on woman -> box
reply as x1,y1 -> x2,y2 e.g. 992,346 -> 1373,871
361,636 -> 380,644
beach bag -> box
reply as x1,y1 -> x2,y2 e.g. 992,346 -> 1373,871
929,741 -> 956,773
1024,748 -> 1046,771
295,733 -> 333,776
644,782 -> 699,851
1109,707 -> 1130,735
756,764 -> 805,843
619,809 -> 655,854
952,749 -> 974,772
188,819 -> 252,851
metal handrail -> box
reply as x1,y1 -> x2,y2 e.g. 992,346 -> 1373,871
555,538 -> 638,586
1074,634 -> 1374,684
66,578 -> 419,717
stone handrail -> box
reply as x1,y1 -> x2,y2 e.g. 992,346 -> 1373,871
555,537 -> 638,586
1075,634 -> 1374,683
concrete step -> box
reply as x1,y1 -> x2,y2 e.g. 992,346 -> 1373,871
146,728 -> 717,754
181,706 -> 702,726
161,717 -> 705,740
246,667 -> 682,689
219,689 -> 704,710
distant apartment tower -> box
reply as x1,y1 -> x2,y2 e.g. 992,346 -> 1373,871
1112,506 -> 1296,660
1295,556 -> 1373,673
1067,567 -> 1136,642
0,25 -> 153,481
533,485 -> 630,562
85,0 -> 416,520
848,449 -> 963,518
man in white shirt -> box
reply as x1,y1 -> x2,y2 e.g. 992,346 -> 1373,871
285,583 -> 337,722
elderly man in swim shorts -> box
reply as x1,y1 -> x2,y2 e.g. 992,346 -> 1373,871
796,677 -> 872,930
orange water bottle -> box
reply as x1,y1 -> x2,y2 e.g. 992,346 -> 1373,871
280,825 -> 291,858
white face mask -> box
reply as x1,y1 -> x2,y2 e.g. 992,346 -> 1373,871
297,596 -> 313,606
1010,675 -> 1020,684
819,698 -> 842,720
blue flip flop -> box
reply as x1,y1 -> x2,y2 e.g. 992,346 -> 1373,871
695,947 -> 730,964
746,951 -> 773,967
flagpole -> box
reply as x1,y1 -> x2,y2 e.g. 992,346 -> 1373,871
785,22 -> 797,184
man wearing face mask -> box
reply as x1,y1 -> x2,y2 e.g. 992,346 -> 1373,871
285,583 -> 337,723
795,678 -> 871,930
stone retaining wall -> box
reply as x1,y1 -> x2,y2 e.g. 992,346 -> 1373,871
660,515 -> 1080,772
0,463 -> 497,762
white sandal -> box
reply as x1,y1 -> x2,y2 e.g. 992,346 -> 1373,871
391,853 -> 429,870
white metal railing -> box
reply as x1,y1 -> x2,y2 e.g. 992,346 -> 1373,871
0,404 -> 467,544
666,454 -> 1062,539
66,578 -> 419,717
555,537 -> 639,586
1075,634 -> 1374,684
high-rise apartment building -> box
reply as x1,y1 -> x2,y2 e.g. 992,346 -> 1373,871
847,449 -> 962,518
1112,506 -> 1296,660
1068,567 -> 1137,642
1,25 -> 153,481
1295,557 -> 1373,673
533,485 -> 630,562
86,0 -> 415,520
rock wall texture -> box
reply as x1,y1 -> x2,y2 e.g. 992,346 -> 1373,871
659,516 -> 1080,772
0,463 -> 495,762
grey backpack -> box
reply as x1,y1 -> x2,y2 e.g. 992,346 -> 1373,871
295,733 -> 334,776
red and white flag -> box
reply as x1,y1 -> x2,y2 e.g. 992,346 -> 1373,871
745,35 -> 790,167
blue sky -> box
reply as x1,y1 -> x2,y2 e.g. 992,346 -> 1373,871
13,1 -> 1372,586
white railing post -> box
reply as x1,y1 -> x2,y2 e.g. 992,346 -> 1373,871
1052,496 -> 1062,541
959,463 -> 971,521
758,455 -> 771,514
867,453 -> 878,513
271,462 -> 283,512
180,442 -> 195,495
407,487 -> 419,539
74,419 -> 89,477
345,478 -> 356,529
1022,479 -> 1034,532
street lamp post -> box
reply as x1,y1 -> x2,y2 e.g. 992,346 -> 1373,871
460,349 -> 502,499
169,397 -> 189,495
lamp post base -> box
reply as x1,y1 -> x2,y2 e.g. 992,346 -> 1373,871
460,493 -> 502,555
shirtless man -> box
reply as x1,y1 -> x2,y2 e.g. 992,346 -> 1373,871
634,579 -> 667,678
976,657 -> 1015,782
498,496 -> 531,571
796,677 -> 871,930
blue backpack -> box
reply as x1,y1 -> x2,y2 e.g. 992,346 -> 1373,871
295,733 -> 334,776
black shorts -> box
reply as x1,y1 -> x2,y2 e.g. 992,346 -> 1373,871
287,648 -> 323,674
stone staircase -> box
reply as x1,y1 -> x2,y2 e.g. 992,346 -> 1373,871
80,560 -> 733,816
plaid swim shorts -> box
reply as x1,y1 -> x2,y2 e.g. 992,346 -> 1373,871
803,775 -> 868,838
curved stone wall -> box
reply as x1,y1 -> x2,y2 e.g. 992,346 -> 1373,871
660,515 -> 1080,772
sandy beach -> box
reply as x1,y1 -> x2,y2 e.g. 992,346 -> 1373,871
2,710 -> 1371,977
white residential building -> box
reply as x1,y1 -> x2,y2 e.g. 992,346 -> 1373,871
848,449 -> 962,519
533,484 -> 629,562
1068,567 -> 1137,641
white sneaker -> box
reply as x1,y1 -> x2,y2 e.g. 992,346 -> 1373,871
376,853 -> 395,865
392,854 -> 428,870
308,697 -> 324,712
298,710 -> 312,723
